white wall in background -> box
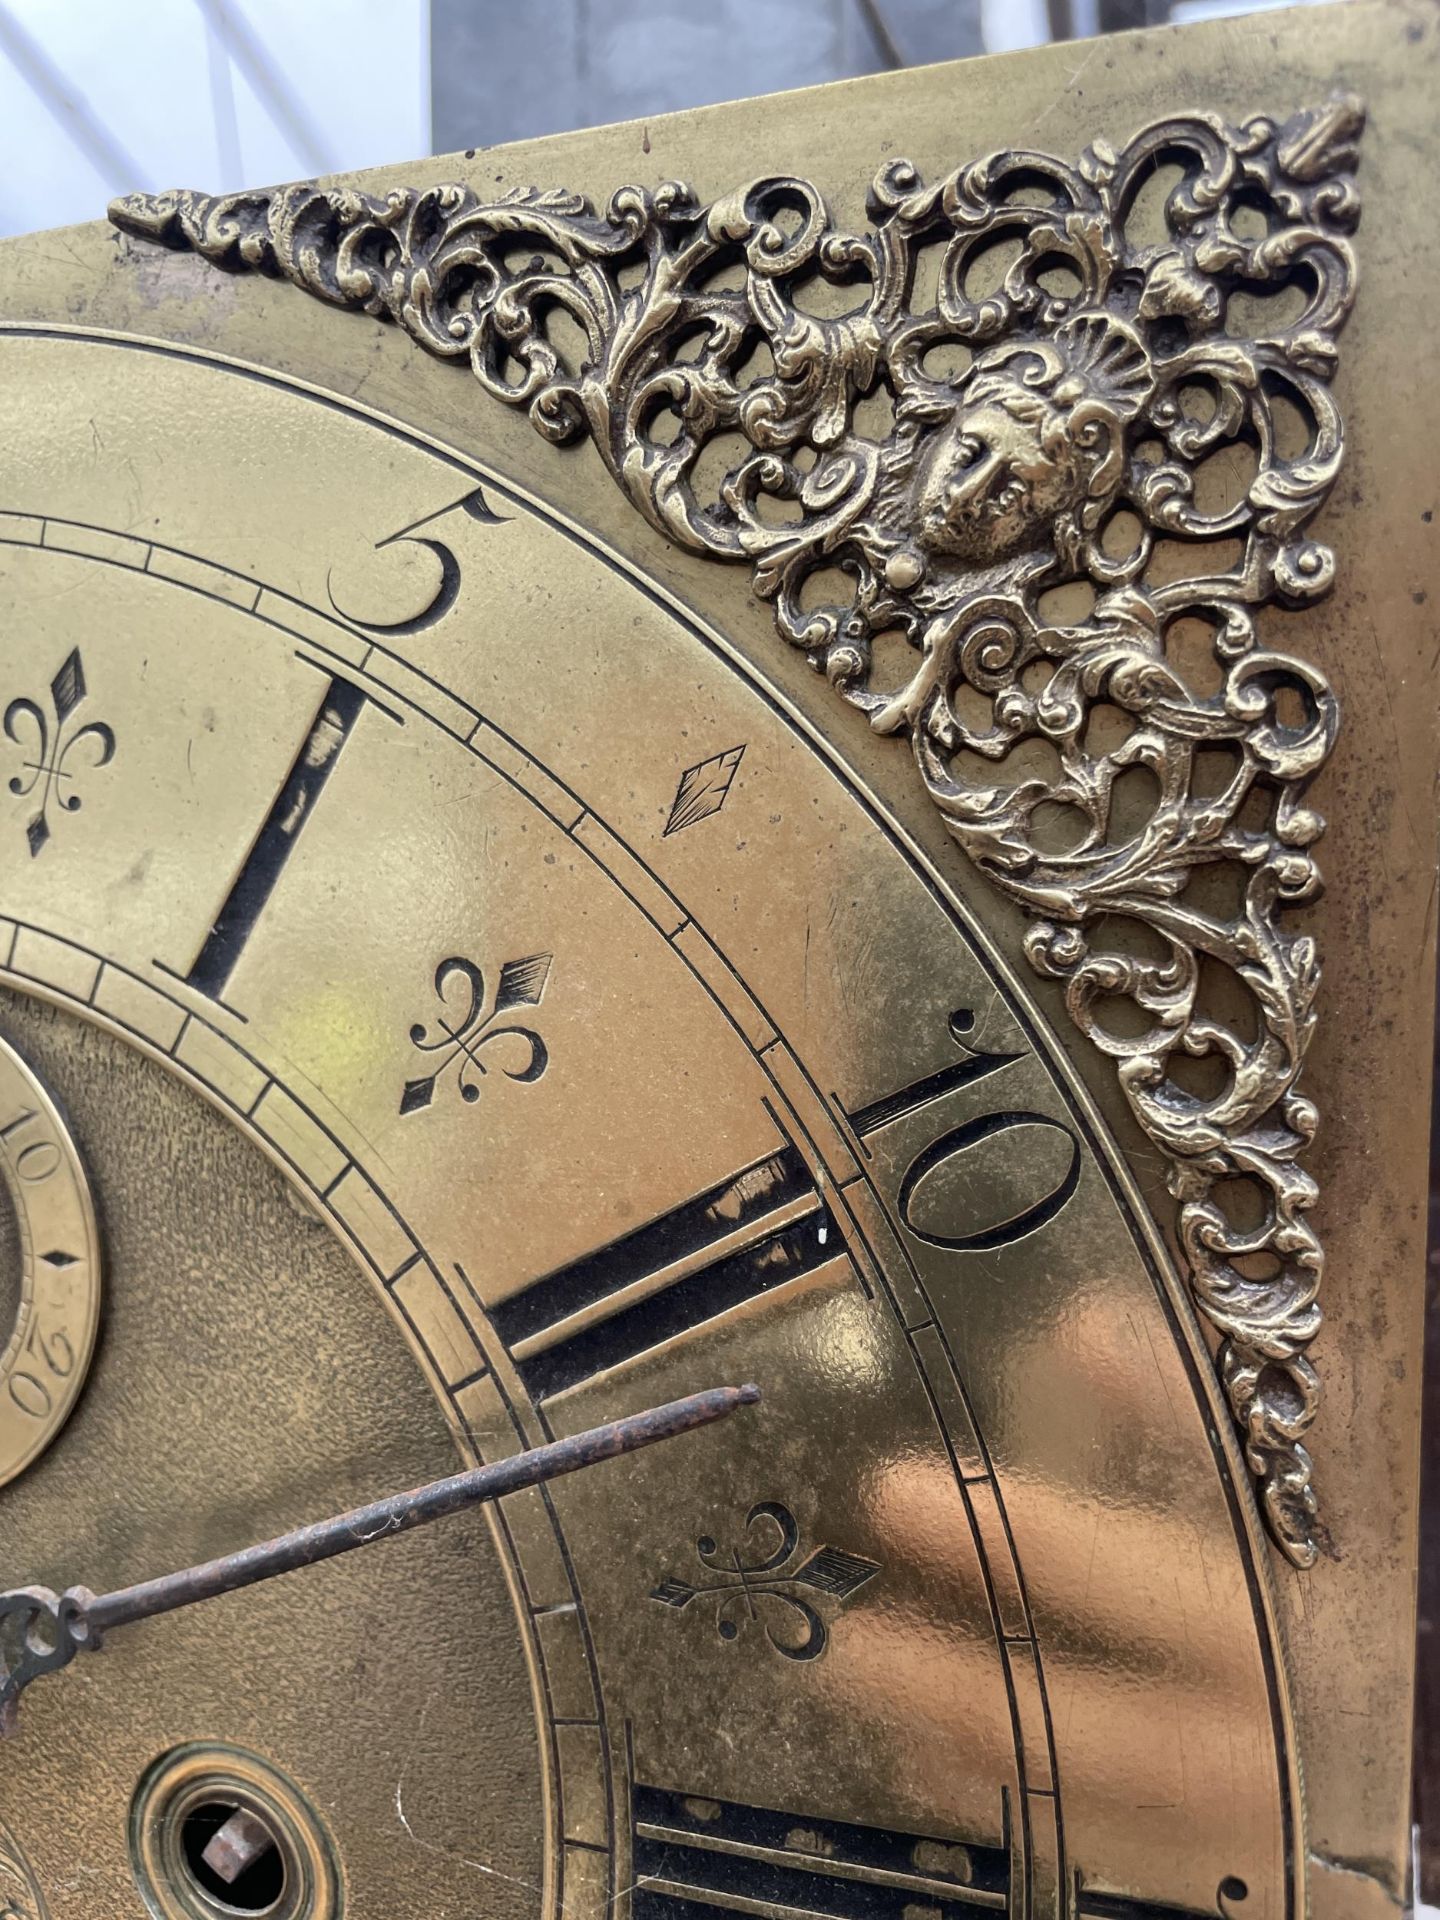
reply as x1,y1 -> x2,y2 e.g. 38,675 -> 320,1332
978,0 -> 1049,54
0,0 -> 428,238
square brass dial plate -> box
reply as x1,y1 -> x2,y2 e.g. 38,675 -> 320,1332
0,5 -> 1434,1918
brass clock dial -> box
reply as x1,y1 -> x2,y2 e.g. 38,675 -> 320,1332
0,331 -> 1293,1919
0,7 -> 1436,1920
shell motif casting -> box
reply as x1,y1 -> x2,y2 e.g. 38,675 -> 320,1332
110,92 -> 1364,1566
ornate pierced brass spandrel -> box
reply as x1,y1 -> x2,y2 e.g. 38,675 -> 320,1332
110,92 -> 1363,1566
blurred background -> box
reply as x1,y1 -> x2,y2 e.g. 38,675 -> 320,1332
3,0 -> 1433,1905
0,0 -> 1334,235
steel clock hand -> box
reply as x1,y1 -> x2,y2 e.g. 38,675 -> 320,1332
0,1382 -> 759,1733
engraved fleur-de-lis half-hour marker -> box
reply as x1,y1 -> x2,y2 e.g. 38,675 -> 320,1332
4,647 -> 116,857
650,1501 -> 878,1661
399,952 -> 552,1115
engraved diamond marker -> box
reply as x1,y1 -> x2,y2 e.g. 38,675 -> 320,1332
664,745 -> 745,837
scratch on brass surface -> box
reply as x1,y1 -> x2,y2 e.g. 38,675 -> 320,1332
392,1687 -> 548,1900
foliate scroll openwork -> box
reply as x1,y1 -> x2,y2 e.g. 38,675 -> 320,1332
110,93 -> 1363,1566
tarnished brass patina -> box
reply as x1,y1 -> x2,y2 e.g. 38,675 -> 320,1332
109,85 -> 1362,1568
0,5 -> 1434,1919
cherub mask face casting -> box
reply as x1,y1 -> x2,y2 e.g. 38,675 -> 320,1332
882,312 -> 1155,589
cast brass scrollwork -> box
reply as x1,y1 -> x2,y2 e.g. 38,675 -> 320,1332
110,92 -> 1364,1565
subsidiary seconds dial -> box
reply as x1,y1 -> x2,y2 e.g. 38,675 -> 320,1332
0,1031 -> 100,1489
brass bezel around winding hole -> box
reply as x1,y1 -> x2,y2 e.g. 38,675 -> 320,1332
128,1743 -> 342,1920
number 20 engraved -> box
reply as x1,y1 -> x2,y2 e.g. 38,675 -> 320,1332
7,1319 -> 74,1421
0,1106 -> 79,1420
